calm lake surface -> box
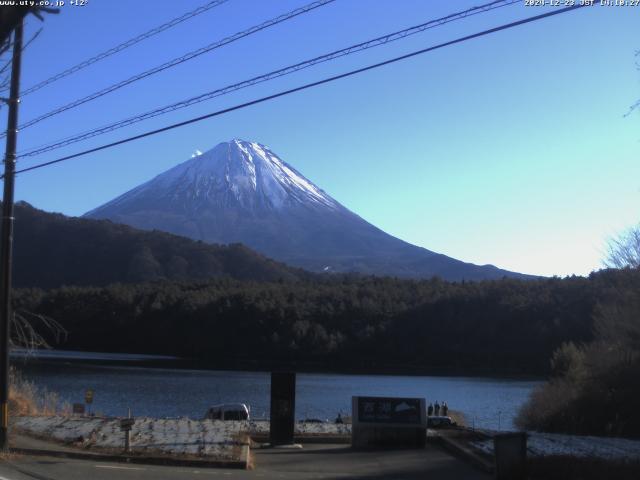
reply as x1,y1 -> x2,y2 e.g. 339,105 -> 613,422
13,351 -> 542,431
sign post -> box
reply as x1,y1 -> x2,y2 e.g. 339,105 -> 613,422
120,413 -> 135,453
84,389 -> 94,416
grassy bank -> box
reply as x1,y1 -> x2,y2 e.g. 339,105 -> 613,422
9,367 -> 66,416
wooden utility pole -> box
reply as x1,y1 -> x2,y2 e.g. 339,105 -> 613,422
0,17 -> 23,451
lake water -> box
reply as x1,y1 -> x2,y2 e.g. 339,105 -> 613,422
13,351 -> 542,431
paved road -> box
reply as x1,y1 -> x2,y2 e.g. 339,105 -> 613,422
0,443 -> 490,480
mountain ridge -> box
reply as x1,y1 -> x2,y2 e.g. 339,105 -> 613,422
11,201 -> 306,289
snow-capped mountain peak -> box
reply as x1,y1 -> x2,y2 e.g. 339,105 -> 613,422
88,139 -> 338,215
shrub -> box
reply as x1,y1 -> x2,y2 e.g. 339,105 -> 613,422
516,291 -> 640,436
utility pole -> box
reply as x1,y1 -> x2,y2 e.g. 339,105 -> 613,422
0,18 -> 23,451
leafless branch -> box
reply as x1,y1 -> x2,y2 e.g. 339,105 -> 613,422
10,309 -> 67,354
604,224 -> 640,269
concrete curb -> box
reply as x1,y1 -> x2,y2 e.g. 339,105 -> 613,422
251,434 -> 351,445
435,435 -> 494,474
10,444 -> 250,470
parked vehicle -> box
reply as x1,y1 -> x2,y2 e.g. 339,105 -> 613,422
204,403 -> 250,421
427,415 -> 456,428
300,418 -> 326,423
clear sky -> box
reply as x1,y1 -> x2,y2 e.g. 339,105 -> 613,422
6,0 -> 639,277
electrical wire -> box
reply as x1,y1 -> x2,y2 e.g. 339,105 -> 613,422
10,3 -> 589,177
18,0 -> 520,159
6,0 -> 336,138
16,0 -> 231,97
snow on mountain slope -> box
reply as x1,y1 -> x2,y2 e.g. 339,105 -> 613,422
87,140 -> 338,215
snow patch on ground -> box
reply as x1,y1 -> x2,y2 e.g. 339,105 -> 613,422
472,432 -> 640,461
14,416 -> 247,459
249,420 -> 351,436
13,416 -> 350,458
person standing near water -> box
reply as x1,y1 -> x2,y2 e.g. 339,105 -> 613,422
434,401 -> 440,416
442,401 -> 448,416
427,403 -> 433,416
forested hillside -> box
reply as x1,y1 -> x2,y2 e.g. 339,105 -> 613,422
14,268 -> 639,375
11,202 -> 305,288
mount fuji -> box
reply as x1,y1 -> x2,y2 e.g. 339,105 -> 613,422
85,139 -> 528,280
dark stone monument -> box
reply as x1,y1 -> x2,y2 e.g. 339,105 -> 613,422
269,371 -> 296,445
494,432 -> 527,480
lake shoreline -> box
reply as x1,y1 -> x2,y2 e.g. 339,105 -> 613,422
11,348 -> 545,381
13,353 -> 540,430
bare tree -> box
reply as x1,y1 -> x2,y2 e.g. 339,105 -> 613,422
604,224 -> 640,269
606,53 -> 640,268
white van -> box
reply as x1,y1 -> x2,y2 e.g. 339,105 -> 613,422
204,403 -> 250,421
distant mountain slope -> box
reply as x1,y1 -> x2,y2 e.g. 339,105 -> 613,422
12,202 -> 303,289
85,139 -> 532,281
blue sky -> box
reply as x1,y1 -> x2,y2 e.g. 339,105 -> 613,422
6,0 -> 640,277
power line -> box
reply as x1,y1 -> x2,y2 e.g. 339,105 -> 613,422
15,0 -> 231,97
6,0 -> 336,138
10,3 -> 589,177
0,27 -> 41,97
18,0 -> 520,159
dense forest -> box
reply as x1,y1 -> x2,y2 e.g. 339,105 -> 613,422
11,202 -> 305,288
13,267 -> 640,375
